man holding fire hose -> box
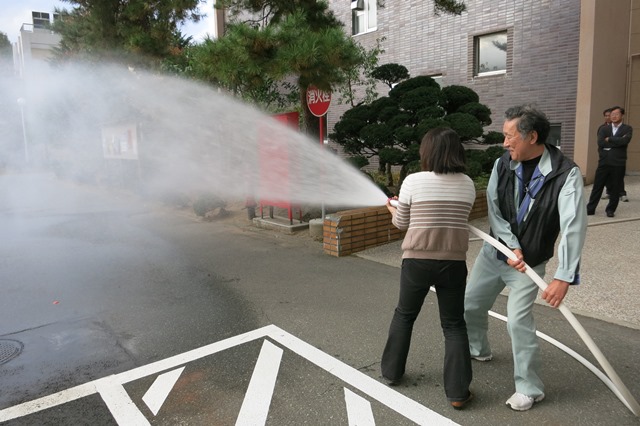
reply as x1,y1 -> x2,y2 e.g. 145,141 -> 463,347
464,105 -> 588,411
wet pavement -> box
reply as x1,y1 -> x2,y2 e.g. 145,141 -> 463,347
352,175 -> 640,424
1,172 -> 639,425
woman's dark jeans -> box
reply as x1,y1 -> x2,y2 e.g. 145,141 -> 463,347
381,258 -> 472,401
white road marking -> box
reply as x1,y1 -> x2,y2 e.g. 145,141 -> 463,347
113,325 -> 274,385
236,340 -> 283,426
142,366 -> 185,416
268,328 -> 458,425
0,326 -> 272,422
0,382 -> 98,422
344,388 -> 375,425
95,376 -> 151,425
0,325 -> 458,425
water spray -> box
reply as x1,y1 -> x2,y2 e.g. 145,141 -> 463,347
17,63 -> 387,209
468,224 -> 640,416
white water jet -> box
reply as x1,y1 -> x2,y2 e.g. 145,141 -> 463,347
18,63 -> 389,208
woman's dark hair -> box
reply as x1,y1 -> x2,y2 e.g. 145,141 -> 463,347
419,127 -> 467,174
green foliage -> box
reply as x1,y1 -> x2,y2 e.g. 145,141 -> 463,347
433,0 -> 467,15
472,174 -> 490,190
390,75 -> 441,97
0,32 -> 11,56
365,170 -> 396,197
216,0 -> 343,30
331,74 -> 489,186
370,63 -> 410,88
376,181 -> 394,197
0,32 -> 11,76
51,0 -> 201,68
337,38 -> 385,107
464,145 -> 504,182
482,130 -> 504,145
188,2 -> 367,134
441,85 -> 479,114
458,102 -> 492,126
485,145 -> 507,160
186,24 -> 295,108
444,112 -> 483,140
193,193 -> 227,217
346,156 -> 369,169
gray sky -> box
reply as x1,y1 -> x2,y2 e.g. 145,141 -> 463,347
0,0 -> 217,45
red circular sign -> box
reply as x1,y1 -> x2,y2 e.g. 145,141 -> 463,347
306,85 -> 331,117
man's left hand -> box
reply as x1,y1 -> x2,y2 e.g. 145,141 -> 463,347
541,279 -> 570,308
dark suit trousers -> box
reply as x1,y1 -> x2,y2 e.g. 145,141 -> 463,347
587,163 -> 624,213
381,258 -> 472,401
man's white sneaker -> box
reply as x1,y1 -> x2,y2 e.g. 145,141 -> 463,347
505,392 -> 545,411
471,354 -> 493,362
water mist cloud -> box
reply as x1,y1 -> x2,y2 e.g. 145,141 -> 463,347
20,62 -> 388,208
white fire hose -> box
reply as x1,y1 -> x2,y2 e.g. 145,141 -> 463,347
468,224 -> 640,416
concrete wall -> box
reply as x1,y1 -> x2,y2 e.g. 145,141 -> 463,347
327,0 -> 581,159
14,26 -> 62,79
627,0 -> 640,174
574,0 -> 632,182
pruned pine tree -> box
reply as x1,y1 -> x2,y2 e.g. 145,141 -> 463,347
51,0 -> 202,68
330,75 -> 491,188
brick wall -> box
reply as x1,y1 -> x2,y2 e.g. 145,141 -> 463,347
323,206 -> 403,257
327,0 -> 581,160
468,190 -> 487,221
323,190 -> 488,257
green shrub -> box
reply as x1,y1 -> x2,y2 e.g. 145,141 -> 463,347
473,175 -> 490,190
465,145 -> 504,189
193,193 -> 226,217
482,131 -> 504,145
346,156 -> 369,169
484,145 -> 506,161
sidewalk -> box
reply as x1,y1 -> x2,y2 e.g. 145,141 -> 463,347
356,174 -> 640,329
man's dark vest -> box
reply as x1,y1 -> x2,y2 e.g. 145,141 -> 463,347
493,144 -> 577,267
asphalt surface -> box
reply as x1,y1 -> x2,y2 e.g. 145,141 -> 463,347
0,172 -> 639,425
357,175 -> 640,331
354,174 -> 640,424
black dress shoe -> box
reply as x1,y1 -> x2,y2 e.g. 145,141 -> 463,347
587,210 -> 595,216
606,211 -> 615,218
382,376 -> 400,386
451,392 -> 474,410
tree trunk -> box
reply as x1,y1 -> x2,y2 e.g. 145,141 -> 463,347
398,164 -> 409,189
300,89 -> 320,140
386,163 -> 394,186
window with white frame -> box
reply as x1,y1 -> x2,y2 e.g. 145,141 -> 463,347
352,0 -> 377,36
474,31 -> 508,76
32,11 -> 51,29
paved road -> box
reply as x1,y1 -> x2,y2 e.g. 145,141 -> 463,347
1,173 -> 639,425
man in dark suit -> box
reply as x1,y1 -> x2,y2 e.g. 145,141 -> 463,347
587,106 -> 633,217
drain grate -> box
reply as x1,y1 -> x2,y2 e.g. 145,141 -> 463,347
0,339 -> 24,365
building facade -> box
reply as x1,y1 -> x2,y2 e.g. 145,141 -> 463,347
13,11 -> 61,79
574,0 -> 639,181
327,0 -> 640,181
7,12 -> 62,167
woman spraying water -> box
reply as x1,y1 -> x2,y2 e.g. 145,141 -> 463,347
380,127 -> 476,409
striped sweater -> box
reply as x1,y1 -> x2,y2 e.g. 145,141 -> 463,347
393,171 -> 476,260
